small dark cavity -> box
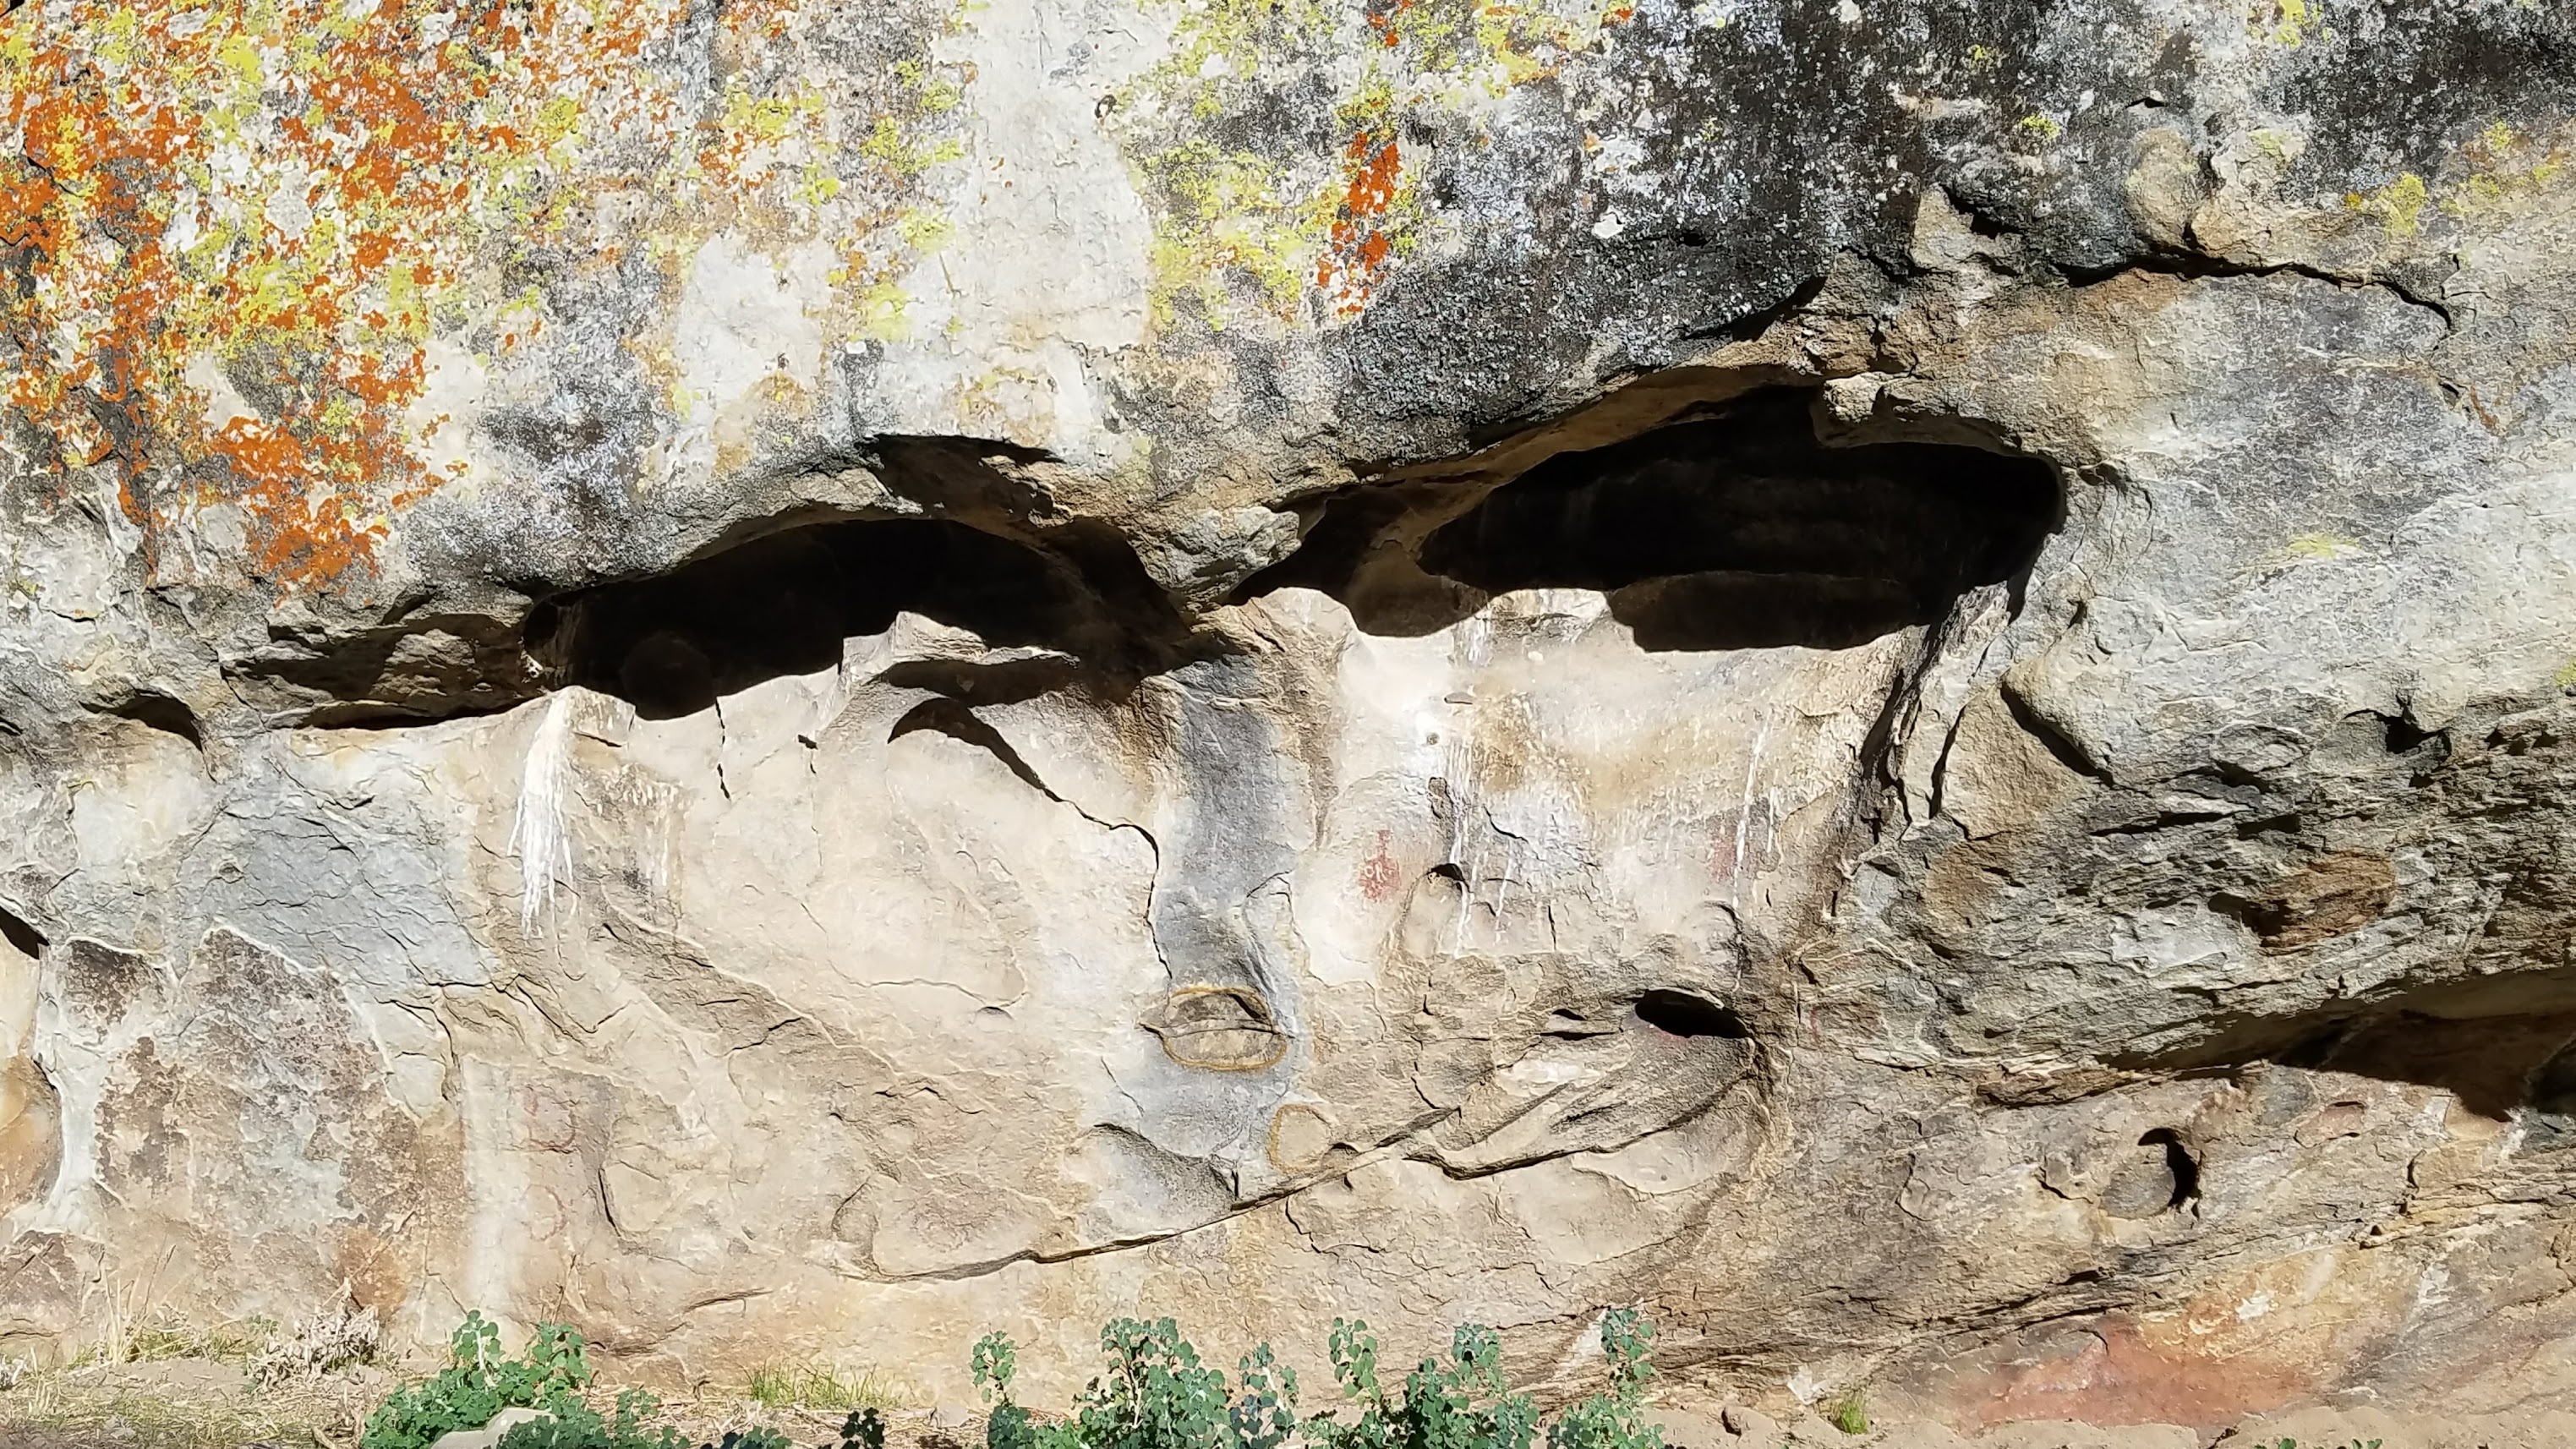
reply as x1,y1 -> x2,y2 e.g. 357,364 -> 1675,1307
0,905 -> 43,960
1963,207 -> 2014,240
528,519 -> 1106,719
1633,988 -> 1750,1040
2382,710 -> 2447,758
101,690 -> 203,747
2138,1128 -> 2201,1209
875,655 -> 1085,707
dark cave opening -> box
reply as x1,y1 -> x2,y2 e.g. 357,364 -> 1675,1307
0,905 -> 41,960
1421,390 -> 2059,648
100,690 -> 204,747
2110,965 -> 2576,1138
526,518 -> 1118,719
1633,988 -> 1751,1040
2138,1129 -> 2201,1210
1242,388 -> 2062,651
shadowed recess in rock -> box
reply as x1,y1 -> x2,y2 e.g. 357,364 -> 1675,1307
527,519 -> 1117,719
1633,988 -> 1750,1039
0,905 -> 43,961
2110,965 -> 2576,1127
1242,388 -> 2061,649
96,690 -> 204,747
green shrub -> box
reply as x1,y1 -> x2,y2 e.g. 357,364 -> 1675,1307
1308,1319 -> 1534,1449
1068,1318 -> 1243,1449
976,1321 -> 1299,1449
974,1329 -> 1043,1449
972,1310 -> 1657,1449
494,1389 -> 685,1449
373,1310 -> 1665,1449
1541,1310 -> 1659,1449
361,1313 -> 593,1449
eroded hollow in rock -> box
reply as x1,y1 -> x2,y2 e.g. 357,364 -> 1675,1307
2139,1129 -> 2201,1209
0,905 -> 41,961
527,519 -> 1117,719
1633,988 -> 1750,1039
2100,1128 -> 2201,1219
1244,388 -> 2061,649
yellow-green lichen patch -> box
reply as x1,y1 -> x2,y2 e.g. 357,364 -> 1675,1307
2435,121 -> 2568,221
2283,532 -> 2364,561
1118,0 -> 1638,332
2248,531 -> 2370,580
2340,121 -> 2570,245
2248,0 -> 2327,47
2347,172 -> 2429,238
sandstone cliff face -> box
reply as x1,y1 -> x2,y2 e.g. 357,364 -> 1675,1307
5,0 -> 2576,1430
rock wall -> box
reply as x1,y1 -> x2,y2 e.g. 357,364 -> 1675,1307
5,0 -> 2576,1430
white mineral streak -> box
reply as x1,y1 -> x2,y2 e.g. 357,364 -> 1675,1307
510,691 -> 578,938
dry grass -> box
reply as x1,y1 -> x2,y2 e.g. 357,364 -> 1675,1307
90,1314 -> 282,1367
0,1359 -> 380,1448
743,1360 -> 919,1413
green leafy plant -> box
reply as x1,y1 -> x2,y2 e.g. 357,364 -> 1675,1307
361,1313 -> 594,1449
976,1330 -> 1045,1449
1821,1388 -> 1868,1437
1543,1310 -> 1660,1449
1068,1318 -> 1255,1449
494,1389 -> 685,1449
978,1321 -> 1300,1449
1308,1318 -> 1534,1449
841,1408 -> 891,1449
1230,1343 -> 1300,1449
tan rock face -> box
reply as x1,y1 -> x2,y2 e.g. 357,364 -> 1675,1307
8,0 -> 2576,1432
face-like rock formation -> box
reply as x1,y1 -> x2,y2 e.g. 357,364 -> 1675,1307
5,0 -> 2576,1430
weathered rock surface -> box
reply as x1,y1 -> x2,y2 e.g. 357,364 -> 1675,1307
6,0 -> 2576,1433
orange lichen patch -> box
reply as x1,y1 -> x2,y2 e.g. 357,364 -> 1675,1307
2,2 -> 575,588
1366,0 -> 1417,47
0,0 -> 915,594
1315,128 -> 1403,317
